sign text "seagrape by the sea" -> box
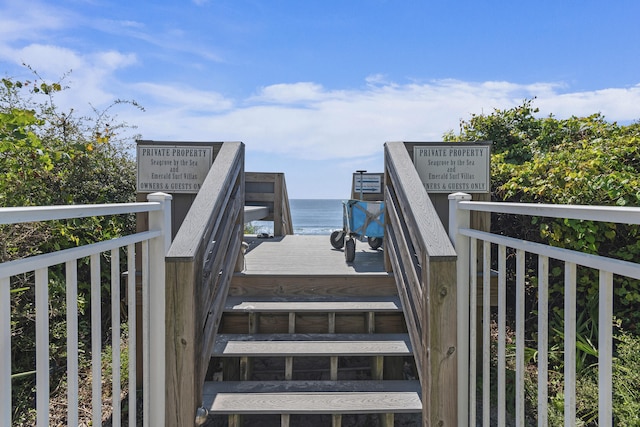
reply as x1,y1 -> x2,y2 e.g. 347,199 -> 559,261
413,144 -> 490,193
137,145 -> 213,193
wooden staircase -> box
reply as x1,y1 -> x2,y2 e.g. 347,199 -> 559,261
201,236 -> 423,426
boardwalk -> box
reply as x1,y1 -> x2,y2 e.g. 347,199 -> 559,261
241,235 -> 388,275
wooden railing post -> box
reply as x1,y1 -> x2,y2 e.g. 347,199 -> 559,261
146,192 -> 172,427
425,257 -> 459,426
448,192 -> 472,427
383,141 -> 459,426
165,142 -> 245,426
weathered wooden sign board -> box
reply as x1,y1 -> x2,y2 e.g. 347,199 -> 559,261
137,144 -> 214,193
413,142 -> 491,193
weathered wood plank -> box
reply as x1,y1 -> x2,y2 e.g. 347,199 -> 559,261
239,235 -> 389,275
203,381 -> 422,421
384,188 -> 424,315
274,174 -> 284,236
425,257 -> 458,426
244,206 -> 269,222
230,275 -> 397,297
245,172 -> 279,182
207,391 -> 422,414
224,296 -> 402,313
213,334 -> 412,357
215,332 -> 411,341
165,259 -> 200,427
220,312 -> 406,335
245,172 -> 293,236
245,193 -> 275,202
384,142 -> 456,260
167,142 -> 243,260
203,380 -> 422,394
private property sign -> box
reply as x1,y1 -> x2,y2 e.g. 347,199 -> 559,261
413,142 -> 491,193
137,144 -> 214,193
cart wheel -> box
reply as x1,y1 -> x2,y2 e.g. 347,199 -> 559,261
367,237 -> 383,250
330,230 -> 345,249
345,238 -> 356,263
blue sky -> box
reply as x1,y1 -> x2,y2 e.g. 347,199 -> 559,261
2,0 -> 640,198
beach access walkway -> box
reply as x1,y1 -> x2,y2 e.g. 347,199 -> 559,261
203,234 -> 422,426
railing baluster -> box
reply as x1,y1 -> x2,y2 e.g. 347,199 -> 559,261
142,239 -> 150,427
497,244 -> 506,427
66,260 -> 79,426
111,249 -> 121,427
449,191 -> 472,427
1,277 -> 11,427
91,253 -> 102,426
598,270 -> 613,427
482,241 -> 491,427
127,244 -> 137,427
564,262 -> 577,426
538,255 -> 549,427
35,267 -> 49,427
515,249 -> 525,425
147,191 -> 171,427
469,237 -> 477,427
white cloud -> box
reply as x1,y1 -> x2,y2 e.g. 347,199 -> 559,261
254,82 -> 330,103
133,82 -> 234,112
0,43 -> 140,115
0,1 -> 71,42
536,85 -> 640,121
130,79 -> 640,164
93,50 -> 138,71
0,44 -> 82,77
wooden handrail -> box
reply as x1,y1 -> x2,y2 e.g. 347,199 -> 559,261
384,141 -> 458,426
164,142 -> 245,426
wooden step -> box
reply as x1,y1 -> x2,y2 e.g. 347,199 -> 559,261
224,295 -> 403,313
213,334 -> 412,357
203,380 -> 422,414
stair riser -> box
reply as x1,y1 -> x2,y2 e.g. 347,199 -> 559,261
220,312 -> 406,334
230,274 -> 396,297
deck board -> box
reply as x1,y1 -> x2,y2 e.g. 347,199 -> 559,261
241,235 -> 387,275
208,391 -> 422,414
213,333 -> 412,357
224,295 -> 402,312
203,381 -> 422,414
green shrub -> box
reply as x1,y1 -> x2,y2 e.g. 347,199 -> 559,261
446,100 -> 640,330
446,100 -> 640,425
2,69 -> 141,424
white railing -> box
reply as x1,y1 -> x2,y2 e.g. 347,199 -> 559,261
0,193 -> 172,427
449,193 -> 640,427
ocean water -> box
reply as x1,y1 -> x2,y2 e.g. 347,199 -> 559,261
251,199 -> 344,235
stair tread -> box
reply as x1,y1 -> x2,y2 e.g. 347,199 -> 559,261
224,295 -> 402,312
203,381 -> 422,414
213,333 -> 412,356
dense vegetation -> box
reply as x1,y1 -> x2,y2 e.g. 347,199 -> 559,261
445,100 -> 640,425
1,71 -> 141,424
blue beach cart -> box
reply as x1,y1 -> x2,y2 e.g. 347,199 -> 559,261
330,171 -> 385,263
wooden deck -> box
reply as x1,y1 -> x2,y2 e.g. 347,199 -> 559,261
241,235 -> 388,275
232,235 -> 395,298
